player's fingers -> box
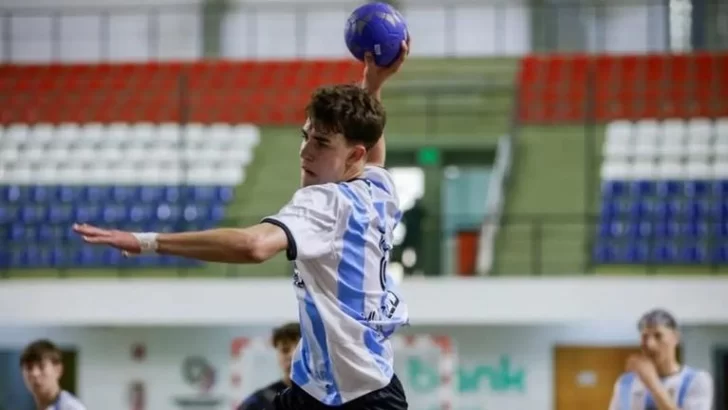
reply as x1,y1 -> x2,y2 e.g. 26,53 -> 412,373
81,235 -> 112,244
399,40 -> 409,61
73,223 -> 109,236
364,52 -> 375,66
389,42 -> 407,71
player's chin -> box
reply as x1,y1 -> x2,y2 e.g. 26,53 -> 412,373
301,172 -> 318,187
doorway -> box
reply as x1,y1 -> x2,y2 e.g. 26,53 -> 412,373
0,348 -> 78,410
554,345 -> 641,410
714,348 -> 728,410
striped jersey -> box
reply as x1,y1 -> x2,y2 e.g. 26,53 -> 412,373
262,166 -> 409,405
608,366 -> 713,410
46,390 -> 86,410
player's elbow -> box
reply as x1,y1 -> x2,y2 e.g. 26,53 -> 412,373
235,230 -> 279,264
233,235 -> 266,264
245,242 -> 272,264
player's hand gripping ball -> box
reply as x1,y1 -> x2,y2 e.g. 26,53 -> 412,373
345,2 -> 408,67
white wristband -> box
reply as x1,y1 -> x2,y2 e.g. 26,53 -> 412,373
131,232 -> 159,254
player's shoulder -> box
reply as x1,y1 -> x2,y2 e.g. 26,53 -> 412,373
60,391 -> 87,410
290,183 -> 342,209
362,165 -> 396,195
615,371 -> 637,386
686,367 -> 713,386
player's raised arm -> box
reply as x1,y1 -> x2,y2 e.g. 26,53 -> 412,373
72,184 -> 340,264
361,37 -> 410,167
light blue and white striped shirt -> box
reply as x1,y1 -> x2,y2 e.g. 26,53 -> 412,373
608,366 -> 713,410
263,166 -> 408,405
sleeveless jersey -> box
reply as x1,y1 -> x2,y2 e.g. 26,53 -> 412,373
262,166 -> 408,405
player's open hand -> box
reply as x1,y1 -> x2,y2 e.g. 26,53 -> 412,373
362,35 -> 411,93
72,223 -> 142,256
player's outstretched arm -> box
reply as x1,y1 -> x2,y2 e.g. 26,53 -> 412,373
72,222 -> 288,264
361,37 -> 410,167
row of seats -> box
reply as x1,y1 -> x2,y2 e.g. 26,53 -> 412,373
600,162 -> 728,180
0,60 -> 361,125
1,185 -> 234,203
602,180 -> 728,197
1,247 -> 203,269
604,118 -> 728,160
0,123 -> 256,184
596,117 -> 728,265
599,221 -> 728,238
0,123 -> 260,147
1,168 -> 245,185
594,242 -> 728,264
2,122 -> 260,269
0,60 -> 361,90
518,53 -> 728,123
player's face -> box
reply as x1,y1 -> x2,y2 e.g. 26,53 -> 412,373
640,324 -> 679,362
21,359 -> 62,397
275,339 -> 298,381
299,120 -> 366,187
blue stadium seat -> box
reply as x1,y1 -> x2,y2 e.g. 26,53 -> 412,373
2,184 -> 235,268
0,122 -> 259,270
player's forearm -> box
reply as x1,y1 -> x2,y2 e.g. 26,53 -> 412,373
156,228 -> 264,264
361,80 -> 386,165
644,380 -> 678,410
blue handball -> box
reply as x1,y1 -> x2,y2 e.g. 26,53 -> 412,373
344,2 -> 408,67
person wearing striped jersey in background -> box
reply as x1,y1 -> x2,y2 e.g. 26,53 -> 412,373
609,309 -> 713,410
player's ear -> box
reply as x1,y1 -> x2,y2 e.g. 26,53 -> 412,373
53,362 -> 64,379
347,144 -> 367,165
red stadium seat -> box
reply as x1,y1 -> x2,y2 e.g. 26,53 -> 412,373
0,59 -> 366,126
516,52 -> 728,124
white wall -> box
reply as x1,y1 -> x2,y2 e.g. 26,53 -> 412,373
0,323 -> 725,410
0,0 -> 668,63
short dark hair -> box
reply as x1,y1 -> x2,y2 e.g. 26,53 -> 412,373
271,322 -> 301,347
20,339 -> 62,367
305,84 -> 386,149
638,308 -> 678,330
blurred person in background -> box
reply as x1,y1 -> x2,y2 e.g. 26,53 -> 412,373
238,323 -> 301,410
20,339 -> 86,410
608,309 -> 713,410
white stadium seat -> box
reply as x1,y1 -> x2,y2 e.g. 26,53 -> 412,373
0,122 -> 259,186
602,118 -> 728,182
656,161 -> 684,179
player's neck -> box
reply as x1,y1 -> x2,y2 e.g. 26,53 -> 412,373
655,359 -> 681,377
35,387 -> 61,410
342,164 -> 365,182
282,377 -> 292,387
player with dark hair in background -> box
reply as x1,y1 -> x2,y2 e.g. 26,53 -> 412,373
608,309 -> 713,410
238,323 -> 302,410
20,339 -> 86,410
